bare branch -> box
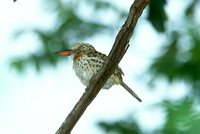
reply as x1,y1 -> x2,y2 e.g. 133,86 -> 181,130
56,0 -> 149,133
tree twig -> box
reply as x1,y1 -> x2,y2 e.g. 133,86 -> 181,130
56,0 -> 149,133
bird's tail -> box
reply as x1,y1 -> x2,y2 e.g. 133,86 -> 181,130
120,81 -> 142,102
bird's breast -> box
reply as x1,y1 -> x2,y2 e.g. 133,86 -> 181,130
73,56 -> 103,86
72,54 -> 121,88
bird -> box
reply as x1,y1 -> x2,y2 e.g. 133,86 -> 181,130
57,43 -> 142,102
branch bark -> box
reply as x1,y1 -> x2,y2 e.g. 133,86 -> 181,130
56,0 -> 149,133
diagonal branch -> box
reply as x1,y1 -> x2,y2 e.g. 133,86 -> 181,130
56,0 -> 149,133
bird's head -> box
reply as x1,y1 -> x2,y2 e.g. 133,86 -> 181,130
56,43 -> 96,60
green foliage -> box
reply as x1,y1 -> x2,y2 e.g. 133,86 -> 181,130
185,0 -> 197,17
11,52 -> 60,72
150,31 -> 179,82
98,118 -> 140,134
160,98 -> 200,134
147,0 -> 167,32
98,98 -> 200,134
150,19 -> 200,96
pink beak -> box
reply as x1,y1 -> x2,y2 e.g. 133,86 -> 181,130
56,50 -> 72,56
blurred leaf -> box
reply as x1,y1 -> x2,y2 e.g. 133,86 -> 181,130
10,59 -> 25,73
160,98 -> 200,134
87,0 -> 117,10
10,52 -> 61,72
150,21 -> 200,96
98,118 -> 141,134
185,0 -> 199,17
185,1 -> 195,17
147,0 -> 167,32
150,31 -> 179,82
98,99 -> 200,134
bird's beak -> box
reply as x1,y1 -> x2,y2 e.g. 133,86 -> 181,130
56,49 -> 73,56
